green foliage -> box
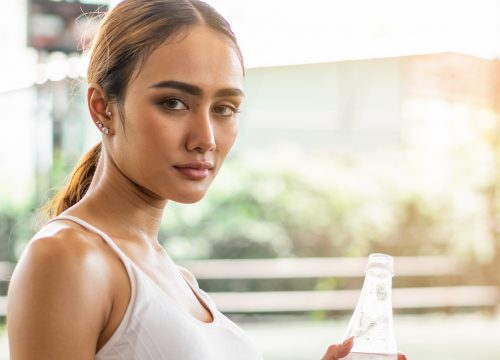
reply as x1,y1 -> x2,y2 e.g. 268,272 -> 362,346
0,150 -> 73,262
0,205 -> 39,262
160,149 -> 474,261
3,143 -> 499,270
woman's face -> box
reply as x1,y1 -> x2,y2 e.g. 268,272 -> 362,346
108,26 -> 244,203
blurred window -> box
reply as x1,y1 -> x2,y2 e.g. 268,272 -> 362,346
28,0 -> 107,53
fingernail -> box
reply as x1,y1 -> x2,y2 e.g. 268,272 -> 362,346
342,336 -> 354,346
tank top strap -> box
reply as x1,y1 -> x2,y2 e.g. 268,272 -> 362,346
47,215 -> 133,267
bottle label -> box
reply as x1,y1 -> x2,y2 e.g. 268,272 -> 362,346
376,283 -> 388,301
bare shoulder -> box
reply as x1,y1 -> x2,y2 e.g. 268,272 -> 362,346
13,221 -> 115,290
7,221 -> 115,359
8,219 -> 116,314
26,221 -> 103,260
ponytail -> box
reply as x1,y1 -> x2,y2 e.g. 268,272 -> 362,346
44,143 -> 102,218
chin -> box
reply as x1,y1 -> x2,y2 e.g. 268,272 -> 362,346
168,190 -> 207,204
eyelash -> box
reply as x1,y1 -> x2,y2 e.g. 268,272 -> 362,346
214,104 -> 240,117
160,97 -> 240,117
161,97 -> 188,111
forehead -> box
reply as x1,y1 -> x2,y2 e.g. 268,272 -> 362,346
129,26 -> 244,92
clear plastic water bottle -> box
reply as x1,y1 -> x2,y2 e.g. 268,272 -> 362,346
341,253 -> 398,360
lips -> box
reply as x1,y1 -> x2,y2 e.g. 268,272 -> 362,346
173,161 -> 214,180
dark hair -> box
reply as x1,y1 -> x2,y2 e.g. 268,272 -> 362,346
44,0 -> 243,217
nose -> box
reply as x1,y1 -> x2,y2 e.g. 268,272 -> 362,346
185,108 -> 216,153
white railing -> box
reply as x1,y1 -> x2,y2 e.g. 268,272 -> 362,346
1,257 -> 498,315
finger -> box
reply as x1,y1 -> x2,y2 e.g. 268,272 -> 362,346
397,352 -> 407,360
321,336 -> 354,360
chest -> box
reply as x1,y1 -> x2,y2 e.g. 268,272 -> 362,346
119,248 -> 214,323
139,260 -> 214,323
98,265 -> 263,360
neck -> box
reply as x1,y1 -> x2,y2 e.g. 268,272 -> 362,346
67,150 -> 167,249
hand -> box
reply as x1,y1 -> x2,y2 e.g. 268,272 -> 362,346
320,336 -> 354,360
321,337 -> 408,360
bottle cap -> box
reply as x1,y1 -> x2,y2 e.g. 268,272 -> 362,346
366,253 -> 394,275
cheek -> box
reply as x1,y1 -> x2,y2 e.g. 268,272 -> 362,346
132,110 -> 179,148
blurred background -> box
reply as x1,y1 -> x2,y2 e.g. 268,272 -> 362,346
1,0 -> 500,359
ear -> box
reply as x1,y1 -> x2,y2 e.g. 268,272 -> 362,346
87,83 -> 115,134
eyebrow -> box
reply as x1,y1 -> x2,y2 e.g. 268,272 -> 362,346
149,80 -> 244,98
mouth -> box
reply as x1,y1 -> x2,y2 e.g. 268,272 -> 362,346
173,161 -> 214,180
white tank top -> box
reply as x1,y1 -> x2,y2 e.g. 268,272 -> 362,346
50,215 -> 263,360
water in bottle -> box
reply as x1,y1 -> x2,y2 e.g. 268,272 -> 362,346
341,253 -> 398,360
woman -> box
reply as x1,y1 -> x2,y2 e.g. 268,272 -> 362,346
7,1 -> 406,359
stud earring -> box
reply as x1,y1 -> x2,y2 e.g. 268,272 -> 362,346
95,121 -> 111,135
107,111 -> 112,116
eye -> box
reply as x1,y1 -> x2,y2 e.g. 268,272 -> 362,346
213,104 -> 239,117
162,98 -> 188,111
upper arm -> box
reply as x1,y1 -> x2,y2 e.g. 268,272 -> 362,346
7,230 -> 113,360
